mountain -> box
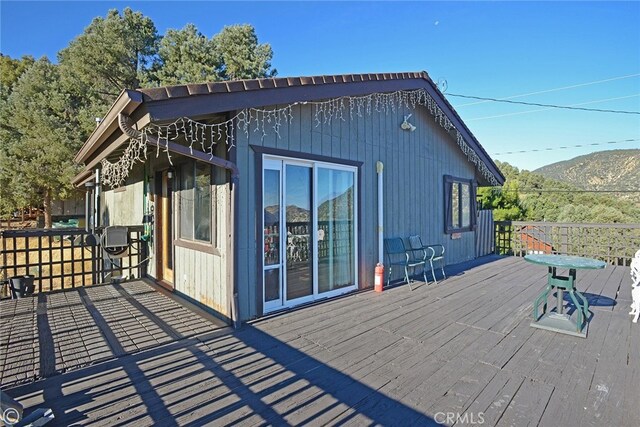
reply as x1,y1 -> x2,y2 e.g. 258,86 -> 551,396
263,186 -> 354,226
534,149 -> 640,194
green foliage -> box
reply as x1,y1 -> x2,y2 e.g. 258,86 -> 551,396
0,59 -> 84,224
482,160 -> 640,224
1,8 -> 277,224
477,180 -> 526,221
58,8 -> 159,97
213,24 -> 276,80
148,23 -> 219,86
0,54 -> 35,90
147,23 -> 277,85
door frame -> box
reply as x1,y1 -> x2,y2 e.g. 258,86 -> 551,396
261,153 -> 360,313
155,170 -> 174,287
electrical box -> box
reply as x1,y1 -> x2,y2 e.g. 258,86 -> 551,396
104,226 -> 128,248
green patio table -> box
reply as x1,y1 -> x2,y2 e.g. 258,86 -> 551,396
524,254 -> 606,338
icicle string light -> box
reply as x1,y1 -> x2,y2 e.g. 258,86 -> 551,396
101,88 -> 500,188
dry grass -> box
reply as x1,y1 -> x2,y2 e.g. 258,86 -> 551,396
1,235 -> 94,296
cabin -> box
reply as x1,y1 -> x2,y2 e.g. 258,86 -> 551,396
72,71 -> 505,324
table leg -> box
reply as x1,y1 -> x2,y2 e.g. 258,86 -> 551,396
557,288 -> 564,314
531,265 -> 588,338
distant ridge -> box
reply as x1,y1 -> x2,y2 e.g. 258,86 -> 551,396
534,149 -> 640,195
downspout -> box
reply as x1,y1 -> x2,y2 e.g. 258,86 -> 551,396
118,113 -> 241,328
376,161 -> 384,264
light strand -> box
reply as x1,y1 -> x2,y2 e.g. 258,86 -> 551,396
101,88 -> 501,187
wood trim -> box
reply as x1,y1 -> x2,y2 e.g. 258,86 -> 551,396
444,175 -> 474,234
154,171 -> 162,281
146,79 -> 424,122
174,238 -> 221,256
251,145 -> 364,168
155,279 -> 174,292
74,89 -> 144,163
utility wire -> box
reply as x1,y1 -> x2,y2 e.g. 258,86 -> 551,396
465,95 -> 640,121
455,73 -> 640,107
492,138 -> 640,155
486,189 -> 639,193
447,93 -> 640,115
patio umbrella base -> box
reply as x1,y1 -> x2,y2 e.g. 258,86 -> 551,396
530,312 -> 587,338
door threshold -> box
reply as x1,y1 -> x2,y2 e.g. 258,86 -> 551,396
156,279 -> 174,291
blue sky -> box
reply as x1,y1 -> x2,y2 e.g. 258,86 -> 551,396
1,1 -> 638,171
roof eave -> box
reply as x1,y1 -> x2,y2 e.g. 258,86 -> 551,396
71,169 -> 95,187
73,89 -> 144,165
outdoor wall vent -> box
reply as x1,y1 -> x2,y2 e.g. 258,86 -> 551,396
103,226 -> 128,248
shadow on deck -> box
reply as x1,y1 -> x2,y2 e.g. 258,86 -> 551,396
3,256 -> 639,426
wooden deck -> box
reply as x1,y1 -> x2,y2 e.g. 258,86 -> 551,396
4,256 -> 639,426
0,281 -> 225,387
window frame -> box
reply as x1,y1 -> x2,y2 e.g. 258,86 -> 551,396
176,160 -> 215,247
444,175 -> 477,234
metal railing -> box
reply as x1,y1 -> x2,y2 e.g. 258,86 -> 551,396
1,226 -> 148,297
264,220 -> 354,265
494,221 -> 640,266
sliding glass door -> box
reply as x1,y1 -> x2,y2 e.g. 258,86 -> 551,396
317,167 -> 356,294
285,163 -> 314,301
263,156 -> 357,312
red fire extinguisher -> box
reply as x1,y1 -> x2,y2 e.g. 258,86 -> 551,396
374,263 -> 384,292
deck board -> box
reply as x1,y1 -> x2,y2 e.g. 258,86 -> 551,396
3,256 -> 638,426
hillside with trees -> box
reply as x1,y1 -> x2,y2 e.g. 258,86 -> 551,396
534,149 -> 639,204
478,160 -> 640,223
0,8 -> 275,227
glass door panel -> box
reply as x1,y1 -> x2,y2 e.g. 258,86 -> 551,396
317,168 -> 355,293
263,162 -> 282,309
284,164 -> 313,301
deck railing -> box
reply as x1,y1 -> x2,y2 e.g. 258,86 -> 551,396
264,220 -> 354,265
0,226 -> 148,297
494,221 -> 640,266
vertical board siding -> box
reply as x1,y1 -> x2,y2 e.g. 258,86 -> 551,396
100,152 -> 230,319
236,103 -> 481,320
476,210 -> 495,257
101,166 -> 145,227
174,246 -> 227,317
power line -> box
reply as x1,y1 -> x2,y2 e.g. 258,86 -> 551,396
455,73 -> 640,107
447,93 -> 640,115
466,95 -> 640,121
466,94 -> 640,121
492,138 -> 640,155
487,188 -> 639,193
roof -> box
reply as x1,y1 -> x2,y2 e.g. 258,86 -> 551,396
73,71 -> 505,185
139,72 -> 429,101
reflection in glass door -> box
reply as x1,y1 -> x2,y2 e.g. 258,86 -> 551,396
285,164 -> 313,301
263,160 -> 282,311
263,156 -> 357,313
317,167 -> 355,294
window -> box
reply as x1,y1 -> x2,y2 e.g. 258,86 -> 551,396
444,175 -> 477,233
179,161 -> 212,243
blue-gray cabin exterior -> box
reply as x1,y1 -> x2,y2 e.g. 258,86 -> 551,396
73,72 -> 504,324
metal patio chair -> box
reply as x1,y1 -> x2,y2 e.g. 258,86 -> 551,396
384,237 -> 427,290
409,235 -> 446,284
